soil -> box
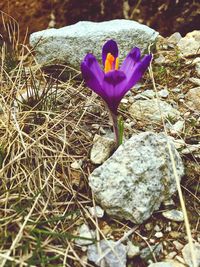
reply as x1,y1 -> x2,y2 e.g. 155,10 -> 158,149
0,0 -> 200,43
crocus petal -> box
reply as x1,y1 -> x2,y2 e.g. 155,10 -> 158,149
137,54 -> 152,74
102,40 -> 118,66
82,53 -> 104,84
126,54 -> 152,88
81,54 -> 104,98
102,70 -> 127,114
120,47 -> 141,79
118,54 -> 152,100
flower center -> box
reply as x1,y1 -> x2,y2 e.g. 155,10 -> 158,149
104,53 -> 119,73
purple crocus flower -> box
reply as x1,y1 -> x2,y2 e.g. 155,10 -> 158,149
81,40 -> 152,115
81,40 -> 152,146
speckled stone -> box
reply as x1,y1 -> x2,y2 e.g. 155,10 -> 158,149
30,19 -> 158,69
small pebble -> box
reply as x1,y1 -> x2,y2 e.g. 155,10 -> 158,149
128,96 -> 135,103
90,134 -> 115,164
71,160 -> 83,169
92,124 -> 106,134
172,87 -> 181,93
154,225 -> 162,232
140,243 -> 163,260
155,54 -> 167,65
182,242 -> 200,267
91,123 -> 99,129
159,89 -> 169,98
170,120 -> 185,134
163,199 -> 175,207
81,246 -> 88,252
101,223 -> 112,236
163,250 -> 168,256
121,98 -> 129,104
134,89 -> 155,99
181,144 -> 200,155
75,224 -> 95,246
193,57 -> 200,64
87,205 -> 104,218
145,223 -> 154,231
155,232 -> 164,238
168,32 -> 182,44
165,226 -> 172,232
87,240 -> 127,267
125,90 -> 133,97
162,210 -> 184,222
178,93 -> 185,99
166,251 -> 177,259
173,139 -> 185,150
134,83 -> 142,90
189,77 -> 200,86
183,111 -> 190,118
127,241 -> 140,259
173,241 -> 184,250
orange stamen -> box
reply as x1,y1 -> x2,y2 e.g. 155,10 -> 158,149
105,53 -> 115,73
115,57 -> 119,70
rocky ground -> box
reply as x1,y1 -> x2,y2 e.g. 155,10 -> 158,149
0,11 -> 200,267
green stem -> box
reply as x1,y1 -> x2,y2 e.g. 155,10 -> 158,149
110,111 -> 120,148
103,101 -> 120,148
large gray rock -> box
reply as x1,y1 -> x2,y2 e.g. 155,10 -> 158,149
89,132 -> 184,224
30,20 -> 158,69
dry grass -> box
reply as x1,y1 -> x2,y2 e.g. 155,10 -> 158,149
0,11 -> 200,267
0,12 -> 99,267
